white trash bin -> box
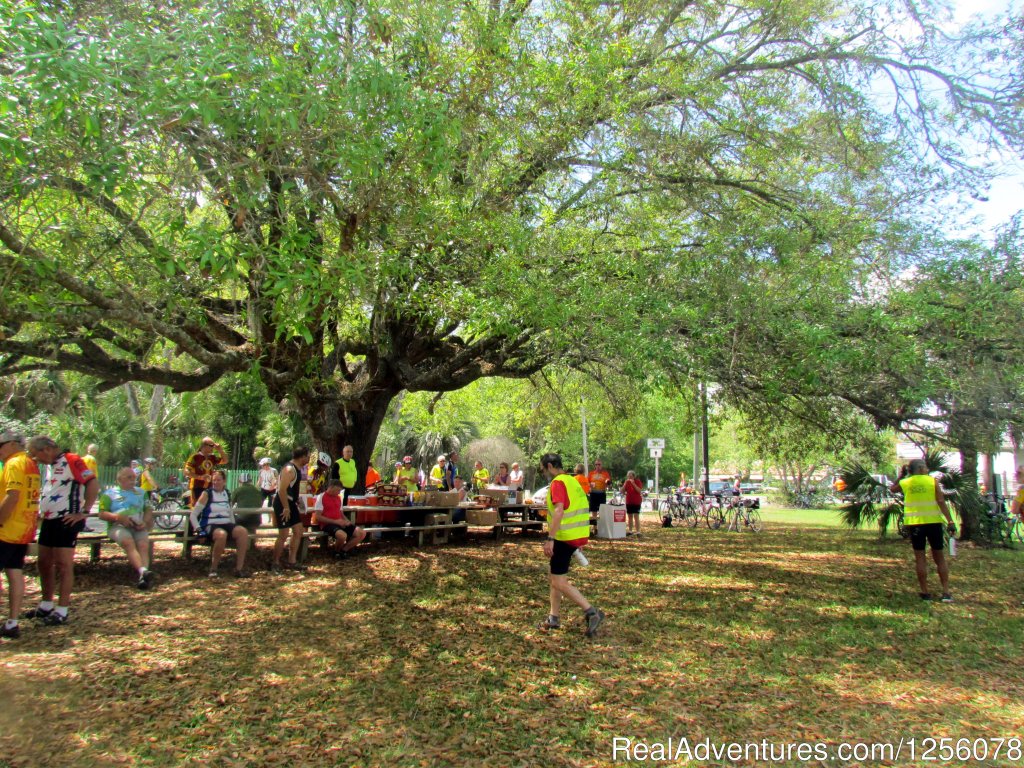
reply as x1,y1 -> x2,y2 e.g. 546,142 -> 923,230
596,504 -> 627,539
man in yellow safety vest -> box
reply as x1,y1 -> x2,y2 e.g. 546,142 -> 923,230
538,452 -> 604,638
891,459 -> 957,602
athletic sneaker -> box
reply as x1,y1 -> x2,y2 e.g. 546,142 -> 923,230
584,608 -> 605,638
269,562 -> 283,573
41,611 -> 68,626
940,593 -> 954,603
537,616 -> 561,631
208,571 -> 219,579
919,593 -> 932,601
284,562 -> 308,572
137,570 -> 154,590
0,624 -> 20,639
234,569 -> 252,579
21,606 -> 53,620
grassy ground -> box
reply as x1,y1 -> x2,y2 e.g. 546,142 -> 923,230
1,516 -> 1022,767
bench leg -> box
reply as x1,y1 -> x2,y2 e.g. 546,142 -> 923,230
297,536 -> 310,564
90,542 -> 101,563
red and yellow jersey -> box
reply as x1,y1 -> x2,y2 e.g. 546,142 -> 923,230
0,451 -> 41,545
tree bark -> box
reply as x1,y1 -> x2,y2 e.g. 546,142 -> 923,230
952,425 -> 980,542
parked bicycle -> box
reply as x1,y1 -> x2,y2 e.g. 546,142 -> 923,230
982,494 -> 1021,547
727,498 -> 762,533
151,484 -> 189,531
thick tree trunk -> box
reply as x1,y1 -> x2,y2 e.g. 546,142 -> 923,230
292,383 -> 402,496
953,431 -> 980,542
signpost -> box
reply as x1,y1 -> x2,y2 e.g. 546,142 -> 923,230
648,439 -> 665,509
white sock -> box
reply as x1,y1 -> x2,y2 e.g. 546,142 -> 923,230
4,619 -> 17,629
38,600 -> 54,612
54,606 -> 68,617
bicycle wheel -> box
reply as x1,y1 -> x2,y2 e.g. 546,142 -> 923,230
746,510 -> 762,532
154,500 -> 185,531
1011,517 -> 1024,545
684,505 -> 699,528
705,505 -> 726,530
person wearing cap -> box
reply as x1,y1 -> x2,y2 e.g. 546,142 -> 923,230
257,458 -> 278,507
23,435 -> 98,627
395,457 -> 418,492
0,432 -> 41,639
308,451 -> 332,496
139,457 -> 160,499
230,473 -> 265,536
184,438 -> 228,504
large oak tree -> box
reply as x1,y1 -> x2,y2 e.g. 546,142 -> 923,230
0,0 -> 1018,478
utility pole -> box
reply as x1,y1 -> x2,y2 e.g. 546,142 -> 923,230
581,397 -> 589,474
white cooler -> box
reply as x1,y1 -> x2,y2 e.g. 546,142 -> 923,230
596,504 -> 627,539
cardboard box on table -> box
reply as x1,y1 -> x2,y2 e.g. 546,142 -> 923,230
426,491 -> 460,507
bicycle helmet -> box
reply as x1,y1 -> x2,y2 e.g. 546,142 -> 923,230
317,451 -> 331,467
144,457 -> 157,464
258,457 -> 272,466
403,456 -> 413,463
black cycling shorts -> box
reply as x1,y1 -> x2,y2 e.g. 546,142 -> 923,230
908,523 -> 945,552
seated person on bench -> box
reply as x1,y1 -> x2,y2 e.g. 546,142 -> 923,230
97,467 -> 155,590
314,479 -> 365,559
190,470 -> 252,579
229,473 -> 265,536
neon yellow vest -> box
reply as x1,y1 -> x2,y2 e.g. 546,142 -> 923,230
335,458 -> 357,489
545,474 -> 591,541
899,474 -> 945,525
396,466 -> 417,491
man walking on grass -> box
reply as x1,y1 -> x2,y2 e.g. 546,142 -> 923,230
891,459 -> 957,602
537,452 -> 604,638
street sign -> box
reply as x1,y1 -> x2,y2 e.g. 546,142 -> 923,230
650,448 -> 663,459
647,438 -> 665,450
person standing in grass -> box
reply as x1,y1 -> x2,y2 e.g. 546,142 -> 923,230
0,432 -> 41,640
272,447 -> 310,573
23,435 -> 98,627
587,459 -> 611,513
1011,465 -> 1024,606
621,470 -> 644,537
98,467 -> 155,589
537,452 -> 604,638
891,460 -> 957,603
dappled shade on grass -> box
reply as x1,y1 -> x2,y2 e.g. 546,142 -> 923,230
1,523 -> 1022,767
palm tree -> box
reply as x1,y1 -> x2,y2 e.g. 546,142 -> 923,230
839,450 -> 989,542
